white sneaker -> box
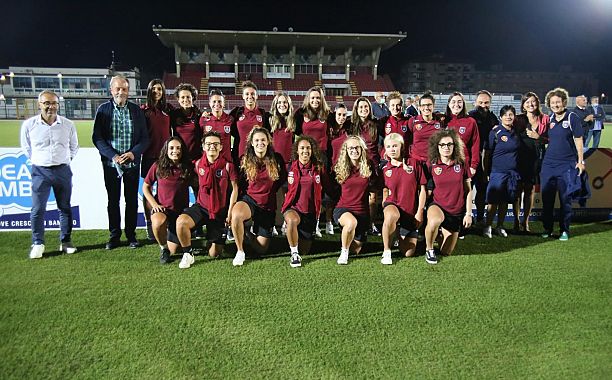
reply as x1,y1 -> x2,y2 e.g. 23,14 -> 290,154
233,251 -> 246,266
59,242 -> 77,254
325,221 -> 334,235
496,227 -> 508,238
272,226 -> 279,236
381,251 -> 392,265
483,226 -> 492,239
29,244 -> 45,259
281,221 -> 287,236
315,226 -> 323,238
337,251 -> 349,265
178,252 -> 195,269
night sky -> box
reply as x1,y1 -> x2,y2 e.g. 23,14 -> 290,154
3,0 -> 612,93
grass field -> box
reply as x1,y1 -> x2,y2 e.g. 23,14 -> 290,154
1,222 -> 611,378
1,120 -> 612,149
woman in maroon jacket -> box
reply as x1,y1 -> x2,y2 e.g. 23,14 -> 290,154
281,136 -> 326,268
142,136 -> 192,264
230,127 -> 286,266
444,92 -> 480,177
333,135 -> 378,265
424,130 -> 473,265
141,79 -> 172,240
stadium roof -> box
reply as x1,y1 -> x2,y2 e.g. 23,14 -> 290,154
153,28 -> 405,51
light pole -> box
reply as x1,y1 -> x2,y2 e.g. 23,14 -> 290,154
0,94 -> 6,119
0,74 -> 5,119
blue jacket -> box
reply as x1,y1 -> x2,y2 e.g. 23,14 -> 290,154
92,99 -> 149,166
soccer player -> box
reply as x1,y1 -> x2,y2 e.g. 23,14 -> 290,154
380,133 -> 427,265
350,97 -> 381,236
281,136 -> 327,267
170,83 -> 202,162
513,92 -> 549,232
407,92 -> 443,168
176,132 -> 239,269
333,136 -> 378,265
540,88 -> 585,241
444,92 -> 480,177
379,91 -> 411,160
230,128 -> 286,266
229,81 -> 270,162
141,79 -> 172,240
142,137 -> 192,264
200,89 -> 234,164
424,130 -> 473,264
482,106 -> 521,239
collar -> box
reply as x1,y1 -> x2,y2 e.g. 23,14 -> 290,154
37,114 -> 61,126
113,99 -> 128,110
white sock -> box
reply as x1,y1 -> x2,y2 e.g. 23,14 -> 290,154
159,244 -> 168,250
290,246 -> 298,254
236,250 -> 245,256
383,250 -> 391,255
341,247 -> 349,255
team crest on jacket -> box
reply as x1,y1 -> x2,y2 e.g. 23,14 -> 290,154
415,124 -> 422,131
385,169 -> 393,177
215,169 -> 223,177
239,115 -> 245,121
315,175 -> 321,183
434,123 -> 441,129
385,123 -> 392,134
401,125 -> 407,133
434,167 -> 443,175
562,121 -> 569,129
454,164 -> 461,173
205,125 -> 213,132
288,171 -> 294,185
224,125 -> 231,133
405,165 -> 414,174
199,168 -> 205,176
256,115 -> 263,123
459,127 -> 466,134
501,135 -> 508,142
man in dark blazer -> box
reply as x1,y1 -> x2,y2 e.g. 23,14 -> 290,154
93,75 -> 149,249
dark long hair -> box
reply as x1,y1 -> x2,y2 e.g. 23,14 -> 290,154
290,135 -> 323,172
350,97 -> 377,140
146,79 -> 167,109
156,136 -> 193,180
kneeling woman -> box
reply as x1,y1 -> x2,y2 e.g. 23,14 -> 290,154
424,130 -> 473,264
175,132 -> 239,269
381,133 -> 427,265
142,136 -> 192,264
483,105 -> 521,238
281,136 -> 328,268
333,136 -> 378,265
231,127 -> 286,266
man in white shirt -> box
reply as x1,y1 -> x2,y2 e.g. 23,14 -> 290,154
20,90 -> 79,259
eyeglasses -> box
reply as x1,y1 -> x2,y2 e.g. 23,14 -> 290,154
438,143 -> 454,149
40,101 -> 59,107
347,146 -> 361,151
204,142 -> 221,149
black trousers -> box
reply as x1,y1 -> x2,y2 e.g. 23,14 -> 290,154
102,163 -> 140,241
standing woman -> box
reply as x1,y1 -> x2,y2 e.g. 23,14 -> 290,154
408,92 -> 443,167
324,103 -> 350,235
540,88 -> 585,241
282,136 -> 326,267
482,106 -> 521,238
269,91 -> 295,235
444,92 -> 480,177
200,89 -> 234,164
379,91 -> 411,160
513,92 -> 549,232
380,133 -> 427,265
424,130 -> 473,264
170,83 -> 202,162
141,79 -> 172,240
230,81 -> 270,163
230,127 -> 286,266
350,97 -> 381,235
142,137 -> 192,264
333,136 -> 377,265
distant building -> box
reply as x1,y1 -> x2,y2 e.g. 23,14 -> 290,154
0,66 -> 141,119
399,58 -> 598,99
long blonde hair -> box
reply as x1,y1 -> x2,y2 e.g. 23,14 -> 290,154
269,91 -> 295,133
241,127 -> 280,182
333,135 -> 371,184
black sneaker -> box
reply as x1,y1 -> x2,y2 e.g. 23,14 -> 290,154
425,249 -> 438,265
160,248 -> 171,264
289,253 -> 302,268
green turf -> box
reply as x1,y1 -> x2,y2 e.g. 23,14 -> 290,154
0,120 -> 94,148
1,222 -> 611,378
1,120 -> 611,149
